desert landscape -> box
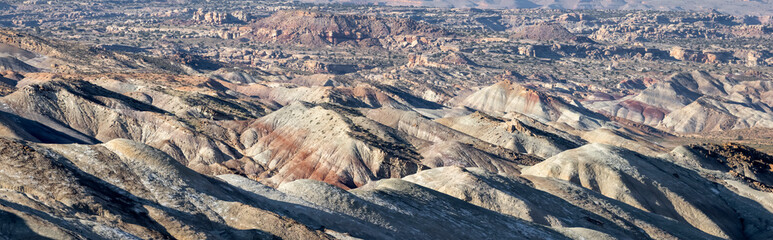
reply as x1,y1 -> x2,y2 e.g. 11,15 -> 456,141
0,0 -> 772,239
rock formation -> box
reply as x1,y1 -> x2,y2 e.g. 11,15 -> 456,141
244,10 -> 448,47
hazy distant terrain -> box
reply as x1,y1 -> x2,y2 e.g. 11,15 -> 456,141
305,0 -> 773,15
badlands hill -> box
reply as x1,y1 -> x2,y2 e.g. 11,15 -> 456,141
2,72 -> 770,239
462,80 -> 608,130
523,143 -> 773,239
6,136 -> 773,239
0,137 -> 571,239
238,102 -> 425,189
587,71 -> 773,133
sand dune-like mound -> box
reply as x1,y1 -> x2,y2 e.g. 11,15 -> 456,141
462,80 -> 607,130
668,71 -> 731,96
419,141 -> 523,175
0,80 -> 243,172
589,71 -> 772,132
279,178 -> 569,239
590,72 -> 712,125
630,79 -> 701,112
404,167 -> 629,234
237,83 -> 416,109
523,143 -> 773,239
0,138 -> 330,239
437,111 -> 585,158
580,127 -> 666,155
364,107 -> 538,169
589,99 -> 669,126
661,96 -> 773,133
523,175 -> 727,240
728,79 -> 773,107
404,166 -> 723,239
241,102 -> 425,189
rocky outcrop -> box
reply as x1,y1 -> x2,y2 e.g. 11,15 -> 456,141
440,52 -> 474,65
193,9 -> 250,24
244,10 -> 448,46
670,143 -> 773,192
511,23 -> 583,42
